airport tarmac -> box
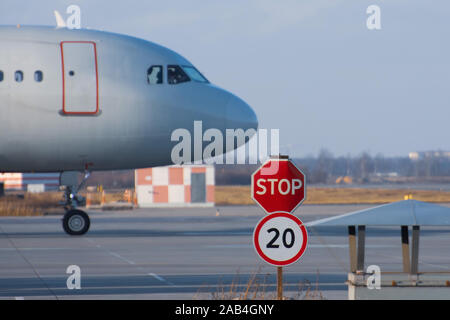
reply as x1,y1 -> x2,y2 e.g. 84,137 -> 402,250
1,204 -> 450,300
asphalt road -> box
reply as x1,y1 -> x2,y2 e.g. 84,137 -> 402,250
1,204 -> 450,300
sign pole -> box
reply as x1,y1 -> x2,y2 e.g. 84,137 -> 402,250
277,266 -> 283,300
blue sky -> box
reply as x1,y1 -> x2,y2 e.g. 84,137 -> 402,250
1,0 -> 449,157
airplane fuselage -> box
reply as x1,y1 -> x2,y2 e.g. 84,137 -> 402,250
0,26 -> 257,172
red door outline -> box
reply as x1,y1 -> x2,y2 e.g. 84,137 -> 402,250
60,41 -> 99,115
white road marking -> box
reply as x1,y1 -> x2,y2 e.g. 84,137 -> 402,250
374,251 -> 450,270
182,232 -> 249,236
84,238 -> 175,286
204,244 -> 396,249
308,244 -> 396,248
85,238 -> 136,265
148,273 -> 166,282
148,273 -> 175,286
14,297 -> 24,300
109,252 -> 136,265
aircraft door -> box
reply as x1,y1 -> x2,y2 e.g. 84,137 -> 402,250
60,41 -> 99,115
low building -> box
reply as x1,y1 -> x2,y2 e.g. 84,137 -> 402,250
0,172 -> 60,192
135,165 -> 215,207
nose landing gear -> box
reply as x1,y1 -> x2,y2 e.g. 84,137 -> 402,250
62,209 -> 90,235
60,171 -> 91,236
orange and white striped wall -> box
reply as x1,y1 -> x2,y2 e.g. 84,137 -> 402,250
135,165 -> 215,207
0,173 -> 60,191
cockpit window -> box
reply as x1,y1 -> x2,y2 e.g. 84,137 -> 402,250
181,66 -> 209,83
147,65 -> 163,84
167,65 -> 190,84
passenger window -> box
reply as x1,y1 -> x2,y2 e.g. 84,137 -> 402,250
15,71 -> 23,82
34,70 -> 43,82
167,65 -> 190,84
147,66 -> 163,84
0,71 -> 3,82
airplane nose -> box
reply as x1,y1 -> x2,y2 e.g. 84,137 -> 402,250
225,95 -> 258,132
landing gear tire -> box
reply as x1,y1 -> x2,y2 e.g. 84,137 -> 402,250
62,209 -> 90,236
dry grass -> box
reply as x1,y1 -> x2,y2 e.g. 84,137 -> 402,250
195,268 -> 325,300
0,192 -> 63,216
0,191 -> 129,216
215,186 -> 450,205
83,191 -> 128,205
2,186 -> 450,216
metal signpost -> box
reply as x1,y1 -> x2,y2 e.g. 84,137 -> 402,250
251,156 -> 308,300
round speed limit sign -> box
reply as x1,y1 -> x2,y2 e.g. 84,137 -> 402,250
253,212 -> 308,266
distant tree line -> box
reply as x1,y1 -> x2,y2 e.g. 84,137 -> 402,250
215,149 -> 450,185
80,150 -> 450,188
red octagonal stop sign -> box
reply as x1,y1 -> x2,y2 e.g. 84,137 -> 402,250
251,158 -> 306,214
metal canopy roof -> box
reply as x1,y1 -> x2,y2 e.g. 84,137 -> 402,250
306,200 -> 450,227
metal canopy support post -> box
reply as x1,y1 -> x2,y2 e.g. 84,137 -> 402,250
411,225 -> 420,275
348,226 -> 357,273
401,225 -> 411,273
357,225 -> 366,272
